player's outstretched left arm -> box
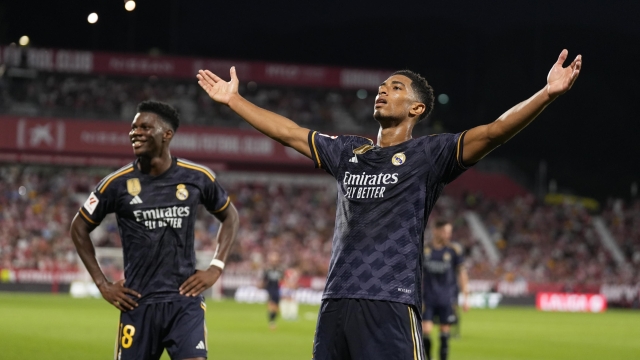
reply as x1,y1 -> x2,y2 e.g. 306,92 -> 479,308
180,203 -> 239,297
462,49 -> 582,165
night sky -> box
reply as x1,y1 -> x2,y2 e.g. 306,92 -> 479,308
2,0 -> 638,201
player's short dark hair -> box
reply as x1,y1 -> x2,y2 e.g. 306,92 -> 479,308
136,100 -> 180,132
392,70 -> 435,122
432,219 -> 451,229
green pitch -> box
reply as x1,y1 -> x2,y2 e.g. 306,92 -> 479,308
1,293 -> 639,360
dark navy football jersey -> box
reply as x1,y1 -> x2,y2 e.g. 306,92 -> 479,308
422,244 -> 464,306
263,267 -> 284,293
78,158 -> 230,303
308,130 -> 469,308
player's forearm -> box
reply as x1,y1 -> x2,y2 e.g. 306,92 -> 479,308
70,216 -> 109,287
486,88 -> 553,146
227,94 -> 305,146
463,88 -> 554,164
211,204 -> 239,267
458,268 -> 469,296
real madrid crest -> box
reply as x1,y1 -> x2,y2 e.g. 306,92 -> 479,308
392,152 -> 406,166
176,184 -> 189,200
443,252 -> 452,262
126,178 -> 141,196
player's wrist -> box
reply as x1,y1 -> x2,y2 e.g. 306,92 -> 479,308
209,258 -> 225,270
226,93 -> 243,108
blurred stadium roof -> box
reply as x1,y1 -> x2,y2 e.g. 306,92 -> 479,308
1,0 -> 638,200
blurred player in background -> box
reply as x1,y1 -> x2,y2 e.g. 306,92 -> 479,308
262,251 -> 284,329
197,49 -> 581,360
446,230 -> 469,339
422,220 -> 468,360
70,101 -> 239,360
279,267 -> 301,321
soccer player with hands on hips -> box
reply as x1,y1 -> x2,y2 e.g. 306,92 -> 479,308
197,49 -> 581,360
70,101 -> 239,360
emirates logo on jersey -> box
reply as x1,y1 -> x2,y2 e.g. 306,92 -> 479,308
343,171 -> 398,199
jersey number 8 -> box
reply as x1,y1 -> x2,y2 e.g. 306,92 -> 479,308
121,324 -> 136,349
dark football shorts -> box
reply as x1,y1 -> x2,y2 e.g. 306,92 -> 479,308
114,296 -> 208,360
312,298 -> 425,360
267,288 -> 281,304
422,303 -> 456,325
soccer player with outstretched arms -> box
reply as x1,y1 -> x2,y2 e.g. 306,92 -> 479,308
197,50 -> 581,360
70,101 -> 239,360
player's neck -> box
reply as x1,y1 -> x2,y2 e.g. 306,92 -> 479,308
137,151 -> 173,176
432,239 -> 445,249
376,118 -> 414,147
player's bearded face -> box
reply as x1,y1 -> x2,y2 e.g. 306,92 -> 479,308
373,75 -> 416,123
129,113 -> 166,158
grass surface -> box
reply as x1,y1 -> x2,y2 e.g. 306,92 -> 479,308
1,293 -> 639,359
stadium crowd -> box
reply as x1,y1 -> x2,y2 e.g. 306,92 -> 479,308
0,73 -> 397,133
603,198 -> 640,268
476,195 -> 625,285
1,164 -> 637,286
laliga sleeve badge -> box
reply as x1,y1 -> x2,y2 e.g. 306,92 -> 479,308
392,152 -> 406,166
176,184 -> 189,200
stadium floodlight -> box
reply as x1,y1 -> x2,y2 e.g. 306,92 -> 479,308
19,36 -> 30,46
125,0 -> 136,11
87,12 -> 99,24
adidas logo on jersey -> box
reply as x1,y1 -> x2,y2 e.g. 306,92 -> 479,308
349,155 -> 358,163
129,196 -> 143,205
196,341 -> 206,350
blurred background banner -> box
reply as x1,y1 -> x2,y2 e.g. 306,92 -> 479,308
0,115 -> 313,167
0,46 -> 392,89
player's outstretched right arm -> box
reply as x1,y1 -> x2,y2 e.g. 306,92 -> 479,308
70,215 -> 141,311
197,68 -> 311,158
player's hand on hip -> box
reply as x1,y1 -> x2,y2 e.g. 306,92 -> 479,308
179,267 -> 222,297
98,279 -> 141,312
546,49 -> 582,99
197,67 -> 239,105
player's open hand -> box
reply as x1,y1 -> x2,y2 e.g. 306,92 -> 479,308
546,49 -> 582,99
197,67 -> 240,105
179,267 -> 222,297
98,279 -> 141,312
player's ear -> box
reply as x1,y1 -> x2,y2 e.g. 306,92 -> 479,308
410,102 -> 425,119
163,128 -> 174,143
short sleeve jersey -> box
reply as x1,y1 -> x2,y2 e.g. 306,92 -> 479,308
263,267 -> 284,294
77,158 -> 230,303
422,243 -> 465,306
308,130 -> 469,308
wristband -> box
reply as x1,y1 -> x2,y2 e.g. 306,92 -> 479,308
210,259 -> 225,270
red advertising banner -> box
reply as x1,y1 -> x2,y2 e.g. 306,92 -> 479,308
0,46 -> 392,89
0,116 -> 313,167
536,292 -> 607,313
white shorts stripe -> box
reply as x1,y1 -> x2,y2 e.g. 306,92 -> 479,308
410,308 -> 425,360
